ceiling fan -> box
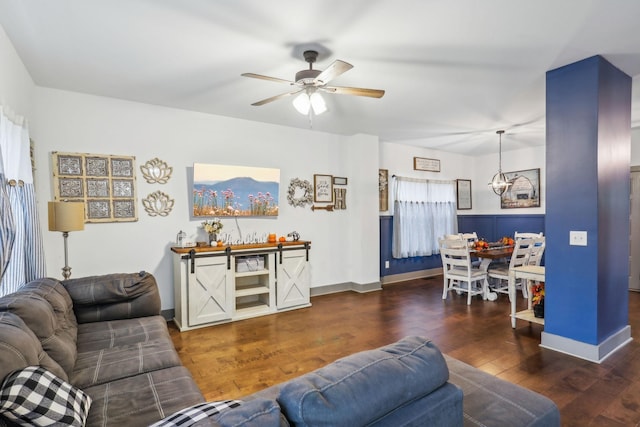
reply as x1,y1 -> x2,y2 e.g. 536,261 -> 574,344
241,50 -> 385,115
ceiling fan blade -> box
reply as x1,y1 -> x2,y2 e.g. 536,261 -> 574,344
250,89 -> 303,106
314,60 -> 353,84
241,73 -> 294,85
323,86 -> 385,98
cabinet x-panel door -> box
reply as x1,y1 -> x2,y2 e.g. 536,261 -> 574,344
188,256 -> 232,326
277,250 -> 310,309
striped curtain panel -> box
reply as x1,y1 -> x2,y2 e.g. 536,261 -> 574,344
0,106 -> 46,296
391,176 -> 457,259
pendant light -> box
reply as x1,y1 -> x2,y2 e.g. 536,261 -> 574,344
488,130 -> 512,195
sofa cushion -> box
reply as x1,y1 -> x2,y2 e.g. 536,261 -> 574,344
444,355 -> 560,427
63,272 -> 161,322
0,290 -> 77,378
0,312 -> 67,383
72,339 -> 184,389
0,366 -> 91,427
149,400 -> 241,426
277,336 -> 449,427
83,366 -> 205,427
75,315 -> 171,353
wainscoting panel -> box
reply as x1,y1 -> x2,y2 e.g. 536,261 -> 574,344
380,214 -> 545,277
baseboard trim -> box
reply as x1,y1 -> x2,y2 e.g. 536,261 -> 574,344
541,325 -> 632,363
381,268 -> 443,285
310,281 -> 382,296
161,309 -> 174,322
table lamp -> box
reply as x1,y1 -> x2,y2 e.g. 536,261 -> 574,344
48,201 -> 85,280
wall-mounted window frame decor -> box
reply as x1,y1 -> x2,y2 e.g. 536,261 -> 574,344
413,157 -> 440,172
193,163 -> 280,217
313,174 -> 333,203
456,179 -> 472,210
500,168 -> 541,209
379,169 -> 389,211
333,176 -> 348,186
52,151 -> 137,223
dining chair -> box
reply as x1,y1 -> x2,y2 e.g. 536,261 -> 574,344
527,237 -> 546,266
487,237 -> 535,298
439,237 -> 489,305
514,231 -> 543,239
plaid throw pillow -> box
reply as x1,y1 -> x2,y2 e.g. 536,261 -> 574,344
0,366 -> 92,426
150,400 -> 242,427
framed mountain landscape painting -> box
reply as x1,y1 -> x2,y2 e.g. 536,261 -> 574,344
193,163 -> 280,217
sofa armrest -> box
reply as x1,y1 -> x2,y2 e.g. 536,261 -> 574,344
62,272 -> 161,323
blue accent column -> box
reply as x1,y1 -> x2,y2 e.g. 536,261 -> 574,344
544,56 -> 631,361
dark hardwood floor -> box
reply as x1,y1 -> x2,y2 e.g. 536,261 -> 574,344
169,276 -> 640,427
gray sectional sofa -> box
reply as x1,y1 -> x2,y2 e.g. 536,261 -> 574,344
0,272 -> 560,426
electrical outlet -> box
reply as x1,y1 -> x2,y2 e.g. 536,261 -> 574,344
385,260 -> 390,269
569,230 -> 587,246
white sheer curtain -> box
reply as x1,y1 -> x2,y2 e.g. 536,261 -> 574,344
0,106 -> 46,296
392,176 -> 457,259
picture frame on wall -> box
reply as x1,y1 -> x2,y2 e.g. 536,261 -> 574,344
500,168 -> 541,209
333,176 -> 348,185
456,179 -> 472,210
314,174 -> 333,202
413,157 -> 440,172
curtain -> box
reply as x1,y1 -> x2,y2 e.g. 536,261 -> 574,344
0,106 -> 46,296
392,176 -> 457,259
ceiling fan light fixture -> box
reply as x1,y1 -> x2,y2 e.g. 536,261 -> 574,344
309,91 -> 327,114
293,89 -> 326,115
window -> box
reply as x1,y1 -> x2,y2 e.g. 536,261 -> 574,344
392,177 -> 457,258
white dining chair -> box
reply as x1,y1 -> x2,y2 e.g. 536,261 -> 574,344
439,237 -> 489,305
514,231 -> 543,239
487,237 -> 535,298
527,237 -> 546,267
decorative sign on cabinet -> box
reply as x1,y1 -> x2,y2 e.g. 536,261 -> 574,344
171,241 -> 311,331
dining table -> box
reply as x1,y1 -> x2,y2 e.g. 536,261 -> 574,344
470,245 -> 514,301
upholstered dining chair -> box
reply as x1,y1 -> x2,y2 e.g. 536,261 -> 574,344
439,237 -> 489,305
487,237 -> 535,299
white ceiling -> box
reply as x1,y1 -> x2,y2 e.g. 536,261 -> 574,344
1,0 -> 640,156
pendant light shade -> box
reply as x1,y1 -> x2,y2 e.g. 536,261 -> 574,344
488,130 -> 512,196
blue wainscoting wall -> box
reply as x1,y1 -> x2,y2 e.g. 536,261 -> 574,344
380,214 -> 545,277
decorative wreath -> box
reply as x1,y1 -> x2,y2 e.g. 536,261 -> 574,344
287,178 -> 313,207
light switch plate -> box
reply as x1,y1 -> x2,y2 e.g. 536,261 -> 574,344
570,230 -> 587,246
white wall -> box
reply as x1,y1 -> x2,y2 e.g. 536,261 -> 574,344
0,24 -> 34,121
379,140 -> 546,216
32,88 -> 380,309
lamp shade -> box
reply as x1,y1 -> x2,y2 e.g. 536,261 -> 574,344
48,201 -> 85,232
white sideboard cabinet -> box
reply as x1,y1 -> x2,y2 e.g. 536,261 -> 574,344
172,241 -> 311,331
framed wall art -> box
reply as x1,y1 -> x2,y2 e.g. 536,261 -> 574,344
500,168 -> 541,209
333,176 -> 348,185
379,169 -> 389,211
413,157 -> 440,172
52,151 -> 137,223
313,174 -> 333,202
456,179 -> 472,210
192,163 -> 280,217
